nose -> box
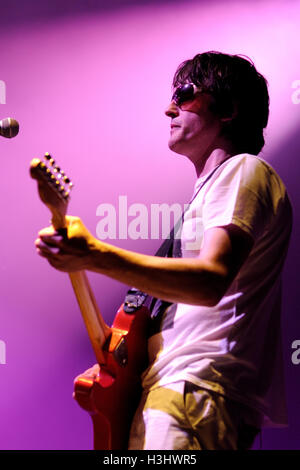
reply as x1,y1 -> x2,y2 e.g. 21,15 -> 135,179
165,100 -> 179,118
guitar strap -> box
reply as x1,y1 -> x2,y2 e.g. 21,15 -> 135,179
123,161 -> 225,317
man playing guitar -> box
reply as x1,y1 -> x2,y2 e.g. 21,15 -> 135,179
35,51 -> 292,450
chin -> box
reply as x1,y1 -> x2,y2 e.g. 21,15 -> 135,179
168,139 -> 189,157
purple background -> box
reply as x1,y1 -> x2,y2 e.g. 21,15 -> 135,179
0,0 -> 299,450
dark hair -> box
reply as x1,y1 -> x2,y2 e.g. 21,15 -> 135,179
173,51 -> 269,155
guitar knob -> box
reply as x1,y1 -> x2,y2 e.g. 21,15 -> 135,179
54,167 -> 62,175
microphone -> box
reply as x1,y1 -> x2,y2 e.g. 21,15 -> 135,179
0,117 -> 19,138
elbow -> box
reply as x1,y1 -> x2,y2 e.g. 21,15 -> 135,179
201,296 -> 222,307
192,272 -> 231,307
195,292 -> 223,307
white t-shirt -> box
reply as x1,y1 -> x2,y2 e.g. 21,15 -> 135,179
142,154 -> 292,428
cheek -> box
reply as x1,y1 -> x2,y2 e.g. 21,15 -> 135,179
180,101 -> 203,113
182,107 -> 221,137
180,113 -> 207,137
181,98 -> 218,123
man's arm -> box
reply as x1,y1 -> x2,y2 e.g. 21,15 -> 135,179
35,216 -> 253,307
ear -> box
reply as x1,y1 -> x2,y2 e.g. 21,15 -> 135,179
220,103 -> 238,123
220,115 -> 235,123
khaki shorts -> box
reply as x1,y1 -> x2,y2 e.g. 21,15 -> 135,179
128,381 -> 260,450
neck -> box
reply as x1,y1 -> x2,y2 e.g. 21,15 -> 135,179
194,146 -> 235,178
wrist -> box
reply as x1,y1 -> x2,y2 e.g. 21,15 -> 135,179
85,236 -> 113,273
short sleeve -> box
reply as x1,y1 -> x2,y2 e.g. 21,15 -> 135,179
202,155 -> 276,240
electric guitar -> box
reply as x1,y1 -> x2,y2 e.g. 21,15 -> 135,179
30,153 -> 150,450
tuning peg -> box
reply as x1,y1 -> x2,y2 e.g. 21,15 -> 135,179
45,153 -> 54,165
38,152 -> 73,200
54,169 -> 64,180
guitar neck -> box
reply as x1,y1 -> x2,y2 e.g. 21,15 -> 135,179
30,155 -> 110,365
52,213 -> 110,365
68,271 -> 110,365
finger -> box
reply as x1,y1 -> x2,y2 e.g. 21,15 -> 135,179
38,226 -> 65,245
83,364 -> 100,377
38,226 -> 57,238
73,364 -> 100,382
38,232 -> 64,246
36,247 -> 60,259
35,239 -> 60,255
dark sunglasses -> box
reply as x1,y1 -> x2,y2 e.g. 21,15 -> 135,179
171,83 -> 200,106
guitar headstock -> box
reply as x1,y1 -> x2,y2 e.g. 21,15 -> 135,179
30,152 -> 73,229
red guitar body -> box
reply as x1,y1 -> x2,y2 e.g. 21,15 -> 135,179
74,304 -> 150,450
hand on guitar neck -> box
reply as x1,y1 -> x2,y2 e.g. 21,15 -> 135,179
35,215 -> 97,273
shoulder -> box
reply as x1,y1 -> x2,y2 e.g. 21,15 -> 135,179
208,153 -> 288,199
218,153 -> 276,177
